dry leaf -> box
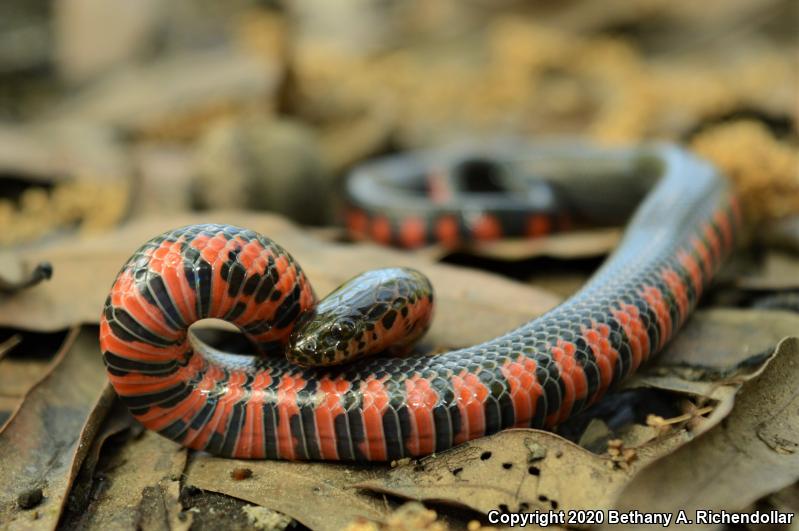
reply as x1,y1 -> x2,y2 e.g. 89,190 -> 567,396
51,49 -> 279,139
356,429 -> 638,517
607,337 -> 799,530
582,308 -> 799,451
621,309 -> 799,435
0,396 -> 19,430
561,308 -> 797,456
185,455 -> 392,531
768,483 -> 799,516
760,215 -> 799,254
0,212 -> 561,349
0,330 -> 76,401
0,123 -> 131,245
737,251 -> 799,291
0,260 -> 52,294
62,401 -> 134,525
0,328 -> 113,530
0,352 -> 59,401
454,228 -> 621,262
0,122 -> 128,186
648,308 -> 799,371
0,335 -> 21,362
75,430 -> 188,530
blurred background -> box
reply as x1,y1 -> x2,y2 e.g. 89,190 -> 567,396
0,0 -> 796,248
0,3 -> 797,528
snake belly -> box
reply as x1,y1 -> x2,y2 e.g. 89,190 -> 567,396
100,145 -> 740,461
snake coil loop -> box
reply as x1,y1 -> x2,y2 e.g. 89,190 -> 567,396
100,143 -> 739,461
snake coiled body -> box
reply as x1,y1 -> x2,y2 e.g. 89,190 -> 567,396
100,144 -> 739,461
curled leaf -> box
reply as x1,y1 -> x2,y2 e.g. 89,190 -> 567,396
0,260 -> 52,294
0,328 -> 112,529
185,454 -> 393,531
357,429 -> 638,516
608,337 -> 799,529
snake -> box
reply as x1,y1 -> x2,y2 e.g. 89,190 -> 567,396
99,143 -> 739,461
343,139 -> 646,248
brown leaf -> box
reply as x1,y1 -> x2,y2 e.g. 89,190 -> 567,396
527,269 -> 593,300
51,49 -> 279,138
61,401 -> 134,525
76,430 -> 188,530
760,215 -> 799,254
0,123 -> 126,185
624,309 -> 799,437
0,396 -> 19,431
736,251 -> 799,291
563,308 -> 797,464
130,144 -> 195,218
0,260 -> 51,294
356,429 -> 637,516
0,334 -> 21,361
608,337 -> 799,530
453,228 -> 621,262
161,481 -> 193,531
768,482 -> 799,516
185,454 -> 393,531
0,212 -> 561,348
0,123 -> 131,245
54,0 -> 163,84
0,327 -> 113,530
650,308 -> 799,370
0,337 -> 64,401
194,116 -> 331,225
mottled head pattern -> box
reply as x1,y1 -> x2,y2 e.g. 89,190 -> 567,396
287,268 -> 434,366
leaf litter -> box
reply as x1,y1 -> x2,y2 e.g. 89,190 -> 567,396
0,328 -> 113,530
0,2 -> 796,528
605,337 -> 799,530
1,211 -> 798,529
0,213 -> 563,346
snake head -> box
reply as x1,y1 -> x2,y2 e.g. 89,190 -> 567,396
287,310 -> 364,367
286,268 -> 434,367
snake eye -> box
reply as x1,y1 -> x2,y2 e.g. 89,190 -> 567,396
301,338 -> 317,353
330,320 -> 355,340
